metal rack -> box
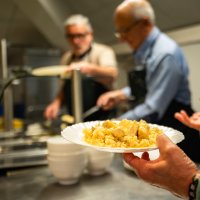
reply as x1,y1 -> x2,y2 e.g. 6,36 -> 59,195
0,129 -> 49,169
0,39 -> 83,170
0,40 -> 49,169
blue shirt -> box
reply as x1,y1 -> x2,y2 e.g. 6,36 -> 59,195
120,27 -> 191,120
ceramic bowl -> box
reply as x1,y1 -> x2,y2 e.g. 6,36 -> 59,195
86,149 -> 114,176
47,136 -> 85,156
48,150 -> 88,185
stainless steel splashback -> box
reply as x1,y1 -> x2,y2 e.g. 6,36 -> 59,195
8,47 -> 62,122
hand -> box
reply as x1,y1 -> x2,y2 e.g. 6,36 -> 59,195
174,110 -> 200,131
123,134 -> 197,199
79,62 -> 94,75
69,62 -> 94,76
44,99 -> 60,120
97,90 -> 127,110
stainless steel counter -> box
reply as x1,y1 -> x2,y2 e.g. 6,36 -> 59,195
0,154 -> 179,200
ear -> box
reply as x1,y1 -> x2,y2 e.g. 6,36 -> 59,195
141,18 -> 150,26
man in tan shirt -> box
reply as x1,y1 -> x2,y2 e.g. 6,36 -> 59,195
44,14 -> 118,121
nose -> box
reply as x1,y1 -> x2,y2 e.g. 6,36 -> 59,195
71,37 -> 81,43
70,38 -> 83,47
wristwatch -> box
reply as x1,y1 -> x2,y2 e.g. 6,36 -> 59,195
189,173 -> 200,200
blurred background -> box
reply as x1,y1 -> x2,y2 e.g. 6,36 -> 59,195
0,1 -> 200,200
1,0 -> 200,116
0,0 -> 200,190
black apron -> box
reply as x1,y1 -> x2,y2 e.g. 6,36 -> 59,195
158,100 -> 200,162
128,64 -> 200,163
128,65 -> 158,122
63,51 -> 116,121
128,65 -> 146,106
63,77 -> 115,121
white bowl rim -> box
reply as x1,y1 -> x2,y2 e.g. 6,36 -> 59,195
48,149 -> 87,156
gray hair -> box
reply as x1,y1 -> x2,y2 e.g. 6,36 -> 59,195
126,0 -> 155,24
64,14 -> 93,31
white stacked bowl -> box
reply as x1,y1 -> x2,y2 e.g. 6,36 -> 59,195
86,148 -> 114,176
47,136 -> 88,185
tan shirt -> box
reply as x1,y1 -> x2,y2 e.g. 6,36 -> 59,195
57,42 -> 117,108
60,42 -> 117,69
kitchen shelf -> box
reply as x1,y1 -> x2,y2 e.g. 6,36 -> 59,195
0,128 -> 54,169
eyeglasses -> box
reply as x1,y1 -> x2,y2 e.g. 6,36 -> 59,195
66,32 -> 89,39
115,20 -> 140,39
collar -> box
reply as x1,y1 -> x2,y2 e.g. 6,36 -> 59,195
133,27 -> 160,65
72,45 -> 92,60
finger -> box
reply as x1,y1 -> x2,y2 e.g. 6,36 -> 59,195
141,152 -> 150,161
174,112 -> 184,122
99,99 -> 108,108
180,110 -> 190,118
123,153 -> 141,170
156,134 -> 174,155
175,111 -> 191,126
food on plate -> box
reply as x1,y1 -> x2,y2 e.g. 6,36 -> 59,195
83,119 -> 163,148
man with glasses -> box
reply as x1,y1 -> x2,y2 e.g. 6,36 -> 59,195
97,0 -> 200,162
44,14 -> 118,121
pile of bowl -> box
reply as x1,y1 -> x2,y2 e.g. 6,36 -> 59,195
47,136 -> 114,185
47,136 -> 88,185
87,148 -> 114,176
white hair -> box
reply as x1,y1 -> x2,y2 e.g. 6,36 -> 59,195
125,0 -> 155,24
63,14 -> 93,31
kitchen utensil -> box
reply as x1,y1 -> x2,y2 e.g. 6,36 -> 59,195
83,106 -> 100,119
42,114 -> 74,133
43,106 -> 100,132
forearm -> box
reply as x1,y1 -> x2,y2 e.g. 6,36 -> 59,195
91,65 -> 118,79
54,86 -> 65,106
88,65 -> 118,86
97,89 -> 128,110
119,102 -> 156,121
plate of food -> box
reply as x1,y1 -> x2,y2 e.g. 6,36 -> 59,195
61,119 -> 184,153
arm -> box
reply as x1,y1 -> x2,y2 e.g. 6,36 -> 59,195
120,55 -> 183,121
69,61 -> 118,85
123,134 -> 198,199
44,80 -> 65,120
73,46 -> 118,86
97,89 -> 128,110
175,110 -> 200,131
44,52 -> 71,120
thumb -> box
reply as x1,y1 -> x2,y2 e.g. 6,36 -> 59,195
156,134 -> 174,154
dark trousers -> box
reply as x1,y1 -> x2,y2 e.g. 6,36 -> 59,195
158,100 -> 200,163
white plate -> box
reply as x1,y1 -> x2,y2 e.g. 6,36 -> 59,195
61,121 -> 184,153
32,65 -> 71,77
